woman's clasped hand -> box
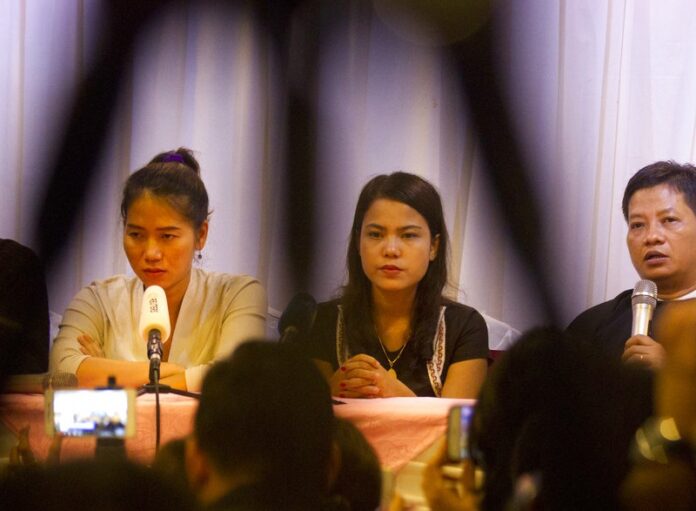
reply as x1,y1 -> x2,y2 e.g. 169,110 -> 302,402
332,354 -> 415,398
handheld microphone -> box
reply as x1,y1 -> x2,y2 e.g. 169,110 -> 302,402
631,279 -> 657,336
138,285 -> 170,383
278,292 -> 317,343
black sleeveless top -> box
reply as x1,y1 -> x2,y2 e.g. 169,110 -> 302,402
301,299 -> 488,397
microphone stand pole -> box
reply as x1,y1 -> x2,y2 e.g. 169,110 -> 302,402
137,332 -> 198,452
137,334 -> 198,399
138,361 -> 199,397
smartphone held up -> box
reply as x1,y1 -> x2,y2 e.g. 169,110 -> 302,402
45,388 -> 136,438
447,404 -> 474,462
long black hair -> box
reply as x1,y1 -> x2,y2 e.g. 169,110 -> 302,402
341,171 -> 449,363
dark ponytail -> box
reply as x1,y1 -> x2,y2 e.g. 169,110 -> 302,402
120,147 -> 210,231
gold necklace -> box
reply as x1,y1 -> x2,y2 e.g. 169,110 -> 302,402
377,335 -> 410,378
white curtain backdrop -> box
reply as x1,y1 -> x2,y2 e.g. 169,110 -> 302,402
1,0 -> 695,334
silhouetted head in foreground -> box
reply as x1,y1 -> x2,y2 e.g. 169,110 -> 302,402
0,459 -> 196,511
470,327 -> 651,511
187,340 -> 335,510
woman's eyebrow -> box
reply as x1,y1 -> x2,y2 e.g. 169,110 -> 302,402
125,224 -> 182,231
364,223 -> 423,230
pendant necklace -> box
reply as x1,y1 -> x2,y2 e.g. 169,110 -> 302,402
377,334 -> 410,378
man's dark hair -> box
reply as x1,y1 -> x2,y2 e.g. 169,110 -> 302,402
622,161 -> 696,220
331,418 -> 381,511
194,340 -> 334,509
470,328 -> 652,511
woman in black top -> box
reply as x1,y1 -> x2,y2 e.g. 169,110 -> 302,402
304,172 -> 488,398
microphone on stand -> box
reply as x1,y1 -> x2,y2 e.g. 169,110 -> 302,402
278,292 -> 317,343
138,285 -> 170,384
136,285 -> 195,453
631,279 -> 657,337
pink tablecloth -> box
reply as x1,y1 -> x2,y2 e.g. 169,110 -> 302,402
0,393 -> 197,463
335,397 -> 473,470
1,393 -> 472,470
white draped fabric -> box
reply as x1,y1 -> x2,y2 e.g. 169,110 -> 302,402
1,0 -> 695,333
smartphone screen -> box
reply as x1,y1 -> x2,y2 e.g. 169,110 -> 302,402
447,404 -> 474,462
45,389 -> 136,438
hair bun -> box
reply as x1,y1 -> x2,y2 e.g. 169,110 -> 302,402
150,147 -> 200,175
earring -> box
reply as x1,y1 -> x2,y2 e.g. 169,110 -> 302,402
196,250 -> 202,261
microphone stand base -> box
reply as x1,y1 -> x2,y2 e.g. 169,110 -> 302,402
137,383 -> 198,399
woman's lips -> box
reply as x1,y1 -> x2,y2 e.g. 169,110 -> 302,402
379,265 -> 403,275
